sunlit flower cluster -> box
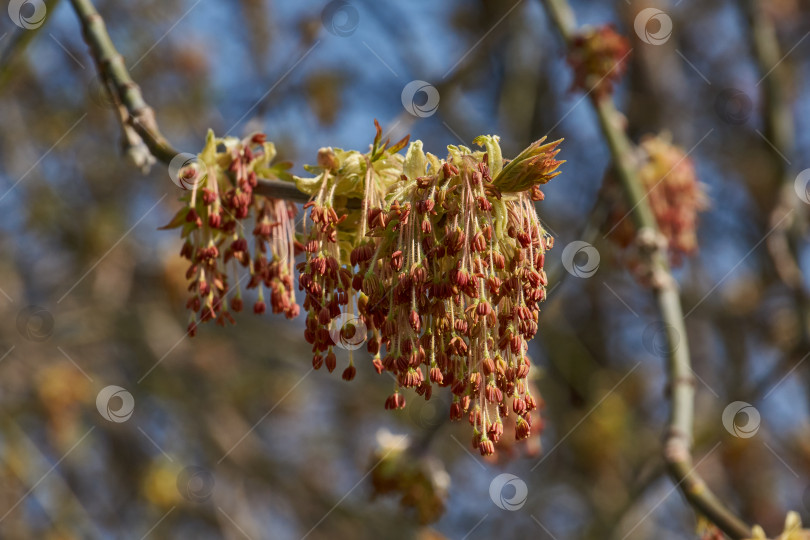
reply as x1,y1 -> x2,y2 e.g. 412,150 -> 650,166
166,125 -> 564,456
295,124 -> 563,455
162,130 -> 298,336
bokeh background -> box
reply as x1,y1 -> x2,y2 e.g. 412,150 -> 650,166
1,0 -> 809,538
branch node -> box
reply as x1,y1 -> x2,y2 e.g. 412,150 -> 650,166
664,425 -> 691,454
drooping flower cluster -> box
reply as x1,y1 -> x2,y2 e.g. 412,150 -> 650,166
567,24 -> 631,98
164,124 -> 564,456
162,130 -> 299,336
605,133 -> 708,266
369,429 -> 450,525
295,123 -> 408,379
295,123 -> 563,455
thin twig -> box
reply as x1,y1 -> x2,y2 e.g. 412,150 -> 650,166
69,0 -> 172,162
540,0 -> 752,537
67,0 -> 312,204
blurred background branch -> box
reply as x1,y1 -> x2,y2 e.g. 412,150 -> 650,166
746,0 -> 810,356
541,0 -> 752,536
69,0 -> 311,203
0,0 -> 61,88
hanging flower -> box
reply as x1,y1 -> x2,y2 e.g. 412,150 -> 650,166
161,130 -> 298,336
294,124 -> 563,455
163,123 -> 565,456
296,121 -> 408,377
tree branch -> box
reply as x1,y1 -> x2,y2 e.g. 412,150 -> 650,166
0,0 -> 62,89
67,0 -> 312,204
540,0 -> 752,537
745,0 -> 810,349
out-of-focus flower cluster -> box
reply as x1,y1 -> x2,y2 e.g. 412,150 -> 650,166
369,430 -> 450,525
605,133 -> 708,267
746,512 -> 810,540
161,130 -> 299,336
165,124 -> 564,456
567,24 -> 631,99
638,135 -> 709,262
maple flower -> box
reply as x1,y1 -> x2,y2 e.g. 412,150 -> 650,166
161,130 -> 298,336
293,124 -> 564,454
163,123 -> 565,456
295,121 -> 408,375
